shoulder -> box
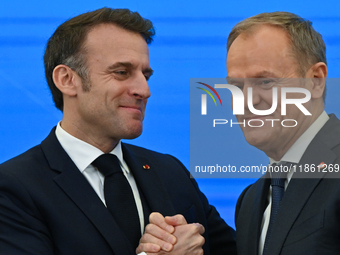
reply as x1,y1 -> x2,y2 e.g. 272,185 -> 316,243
0,144 -> 45,170
0,144 -> 50,184
0,127 -> 57,176
317,114 -> 340,143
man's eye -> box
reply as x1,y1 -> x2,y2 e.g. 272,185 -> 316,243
114,70 -> 128,75
258,79 -> 275,89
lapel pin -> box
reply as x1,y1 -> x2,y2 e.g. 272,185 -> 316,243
318,162 -> 326,169
143,165 -> 150,169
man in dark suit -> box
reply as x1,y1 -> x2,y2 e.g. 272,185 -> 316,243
0,8 -> 236,255
226,12 -> 340,255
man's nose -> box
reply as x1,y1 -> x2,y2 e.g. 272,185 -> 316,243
130,73 -> 151,99
243,83 -> 261,109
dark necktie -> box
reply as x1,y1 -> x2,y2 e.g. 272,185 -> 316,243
92,154 -> 141,249
263,162 -> 290,255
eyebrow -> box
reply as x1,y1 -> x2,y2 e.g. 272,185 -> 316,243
107,62 -> 154,76
226,77 -> 241,85
226,71 -> 279,83
252,71 -> 278,78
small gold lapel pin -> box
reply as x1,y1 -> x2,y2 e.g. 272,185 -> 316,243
318,162 -> 326,169
143,165 -> 150,169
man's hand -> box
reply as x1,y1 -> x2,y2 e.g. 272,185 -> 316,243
136,212 -> 205,255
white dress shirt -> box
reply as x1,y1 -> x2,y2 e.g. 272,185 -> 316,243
258,111 -> 329,255
55,122 -> 145,236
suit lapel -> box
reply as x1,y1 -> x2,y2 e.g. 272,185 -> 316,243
41,128 -> 135,255
122,144 -> 176,223
238,175 -> 270,255
265,114 -> 340,254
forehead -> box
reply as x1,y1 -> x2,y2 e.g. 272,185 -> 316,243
227,25 -> 299,78
83,23 -> 149,66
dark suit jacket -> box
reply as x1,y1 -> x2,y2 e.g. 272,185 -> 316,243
0,127 -> 236,255
235,114 -> 340,255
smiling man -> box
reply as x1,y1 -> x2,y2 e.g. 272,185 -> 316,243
227,22 -> 326,161
0,8 -> 236,255
226,12 -> 340,255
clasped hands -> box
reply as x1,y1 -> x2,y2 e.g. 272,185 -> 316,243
136,212 -> 205,255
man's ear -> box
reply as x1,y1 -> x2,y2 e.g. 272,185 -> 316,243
53,65 -> 79,96
306,62 -> 327,99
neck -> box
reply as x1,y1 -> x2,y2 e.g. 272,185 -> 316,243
265,108 -> 325,161
59,119 -> 119,153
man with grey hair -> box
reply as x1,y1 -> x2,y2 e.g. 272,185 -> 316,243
228,12 -> 340,255
143,11 -> 340,255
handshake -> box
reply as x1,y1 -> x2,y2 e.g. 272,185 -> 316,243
136,213 -> 205,255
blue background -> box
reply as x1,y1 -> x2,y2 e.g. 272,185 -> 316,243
1,0 -> 340,228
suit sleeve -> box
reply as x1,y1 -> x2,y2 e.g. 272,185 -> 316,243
0,169 -> 54,255
170,156 -> 237,255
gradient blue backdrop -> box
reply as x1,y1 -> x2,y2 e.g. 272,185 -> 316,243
1,0 -> 340,228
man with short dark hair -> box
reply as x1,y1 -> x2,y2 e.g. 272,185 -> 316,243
227,12 -> 340,255
0,8 -> 236,255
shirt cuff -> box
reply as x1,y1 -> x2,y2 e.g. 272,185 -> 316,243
137,252 -> 147,255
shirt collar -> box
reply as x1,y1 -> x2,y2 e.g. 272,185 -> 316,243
55,122 -> 126,173
269,111 -> 329,165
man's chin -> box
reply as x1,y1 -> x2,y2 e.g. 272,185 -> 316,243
243,132 -> 270,149
121,127 -> 143,140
